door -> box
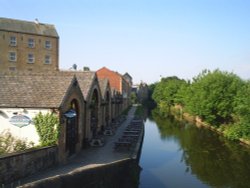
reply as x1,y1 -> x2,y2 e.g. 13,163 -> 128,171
65,110 -> 78,156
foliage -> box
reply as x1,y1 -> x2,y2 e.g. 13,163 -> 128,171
185,69 -> 243,125
142,83 -> 157,109
33,112 -> 60,146
130,92 -> 138,104
151,69 -> 250,142
152,76 -> 187,111
234,81 -> 250,122
0,130 -> 34,155
224,122 -> 250,141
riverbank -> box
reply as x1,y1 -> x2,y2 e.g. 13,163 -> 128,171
171,106 -> 250,147
6,106 -> 144,188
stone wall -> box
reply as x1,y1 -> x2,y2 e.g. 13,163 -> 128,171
0,146 -> 58,185
0,30 -> 59,73
20,158 -> 141,188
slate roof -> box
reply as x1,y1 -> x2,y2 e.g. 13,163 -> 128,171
57,71 -> 97,100
0,74 -> 75,108
98,78 -> 109,98
0,17 -> 58,37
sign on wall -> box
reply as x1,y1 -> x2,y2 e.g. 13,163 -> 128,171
9,115 -> 32,128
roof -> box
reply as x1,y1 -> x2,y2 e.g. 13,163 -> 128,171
58,71 -> 97,99
0,17 -> 58,38
123,72 -> 132,79
0,74 -> 75,108
98,78 -> 110,98
96,67 -> 122,92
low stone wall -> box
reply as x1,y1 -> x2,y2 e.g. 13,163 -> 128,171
20,158 -> 141,188
0,146 -> 58,185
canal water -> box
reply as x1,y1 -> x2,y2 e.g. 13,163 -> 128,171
139,113 -> 250,188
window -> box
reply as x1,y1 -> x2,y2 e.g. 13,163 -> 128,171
27,53 -> 35,64
9,52 -> 16,62
45,40 -> 51,49
28,38 -> 35,48
10,36 -> 17,46
44,55 -> 51,64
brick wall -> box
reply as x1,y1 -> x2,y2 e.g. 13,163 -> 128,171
96,67 -> 122,93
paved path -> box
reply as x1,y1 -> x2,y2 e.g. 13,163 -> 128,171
19,106 -> 137,186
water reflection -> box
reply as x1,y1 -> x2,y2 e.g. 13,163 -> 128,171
139,110 -> 250,188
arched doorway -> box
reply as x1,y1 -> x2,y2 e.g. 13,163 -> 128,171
65,99 -> 79,156
90,89 -> 99,138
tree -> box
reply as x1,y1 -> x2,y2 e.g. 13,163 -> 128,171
185,69 -> 244,125
152,76 -> 187,112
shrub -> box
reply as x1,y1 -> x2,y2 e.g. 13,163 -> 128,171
33,112 -> 60,146
224,122 -> 250,141
0,130 -> 34,155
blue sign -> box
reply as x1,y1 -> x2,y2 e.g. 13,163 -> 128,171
9,115 -> 31,128
64,110 -> 76,118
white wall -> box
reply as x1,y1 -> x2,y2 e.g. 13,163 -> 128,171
0,108 -> 51,145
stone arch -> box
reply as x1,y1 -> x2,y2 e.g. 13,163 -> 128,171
90,88 -> 99,137
105,91 -> 111,126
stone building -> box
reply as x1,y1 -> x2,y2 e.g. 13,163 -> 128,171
0,18 -> 59,73
123,72 -> 133,107
0,73 -> 85,163
98,78 -> 112,129
59,71 -> 102,141
96,67 -> 131,113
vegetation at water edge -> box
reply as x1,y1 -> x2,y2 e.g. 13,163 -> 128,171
151,69 -> 250,141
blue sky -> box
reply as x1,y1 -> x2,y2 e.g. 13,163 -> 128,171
1,0 -> 250,84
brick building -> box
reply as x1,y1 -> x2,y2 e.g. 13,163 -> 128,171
0,18 -> 59,73
96,67 -> 131,112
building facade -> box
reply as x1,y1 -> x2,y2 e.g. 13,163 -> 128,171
96,67 -> 131,112
98,78 -> 112,129
0,74 -> 85,163
0,18 -> 59,73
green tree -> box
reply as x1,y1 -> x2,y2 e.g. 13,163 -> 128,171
130,92 -> 138,104
185,69 -> 244,125
152,76 -> 187,113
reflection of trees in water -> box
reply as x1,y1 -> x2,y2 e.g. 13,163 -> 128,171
152,109 -> 250,188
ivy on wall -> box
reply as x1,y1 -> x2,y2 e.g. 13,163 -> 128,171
33,112 -> 60,146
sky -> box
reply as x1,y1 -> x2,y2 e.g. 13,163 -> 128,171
1,0 -> 250,84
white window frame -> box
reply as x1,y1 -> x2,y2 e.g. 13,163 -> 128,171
28,38 -> 35,48
44,55 -> 51,64
27,53 -> 35,64
10,36 -> 17,46
9,52 -> 17,62
45,40 -> 51,49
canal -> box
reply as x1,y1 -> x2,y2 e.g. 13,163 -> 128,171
138,112 -> 250,188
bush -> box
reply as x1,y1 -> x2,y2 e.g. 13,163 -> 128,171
0,130 -> 34,155
33,112 -> 60,146
224,122 -> 250,141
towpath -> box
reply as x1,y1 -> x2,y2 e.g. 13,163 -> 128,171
18,106 -> 137,186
